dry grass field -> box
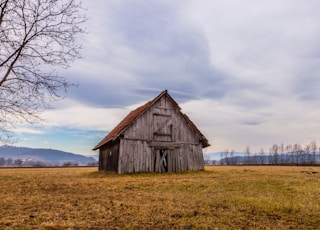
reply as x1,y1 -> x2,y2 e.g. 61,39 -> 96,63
0,166 -> 320,229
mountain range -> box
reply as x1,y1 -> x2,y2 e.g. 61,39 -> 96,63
0,145 -> 97,166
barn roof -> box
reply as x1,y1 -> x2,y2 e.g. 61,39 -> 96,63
93,90 -> 210,150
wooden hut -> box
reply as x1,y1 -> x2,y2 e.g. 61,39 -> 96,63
93,90 -> 210,173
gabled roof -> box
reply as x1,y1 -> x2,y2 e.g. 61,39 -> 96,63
93,90 -> 210,150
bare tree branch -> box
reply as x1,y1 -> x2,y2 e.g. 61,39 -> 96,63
0,0 -> 87,141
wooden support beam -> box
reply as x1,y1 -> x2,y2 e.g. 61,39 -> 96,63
148,141 -> 181,149
153,132 -> 172,136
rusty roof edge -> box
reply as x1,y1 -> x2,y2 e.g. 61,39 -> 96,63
93,90 -> 169,150
111,90 -> 169,140
93,90 -> 210,150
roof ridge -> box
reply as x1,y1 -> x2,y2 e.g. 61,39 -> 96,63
93,90 -> 210,150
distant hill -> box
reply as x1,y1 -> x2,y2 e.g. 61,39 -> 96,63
0,145 -> 97,166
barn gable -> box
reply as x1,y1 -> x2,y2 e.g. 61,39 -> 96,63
94,90 -> 210,173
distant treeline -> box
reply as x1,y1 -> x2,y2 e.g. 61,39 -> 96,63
0,157 -> 98,167
208,141 -> 320,165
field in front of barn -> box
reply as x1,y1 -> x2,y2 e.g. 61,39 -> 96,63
0,166 -> 320,229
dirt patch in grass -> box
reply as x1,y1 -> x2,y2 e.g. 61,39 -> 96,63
0,166 -> 320,229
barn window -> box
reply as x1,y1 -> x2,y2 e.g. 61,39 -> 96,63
153,114 -> 172,142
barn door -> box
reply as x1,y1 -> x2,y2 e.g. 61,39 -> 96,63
154,149 -> 170,173
153,114 -> 172,142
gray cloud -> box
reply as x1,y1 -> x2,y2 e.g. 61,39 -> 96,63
72,0 -> 320,109
65,0 -> 232,108
41,0 -> 320,153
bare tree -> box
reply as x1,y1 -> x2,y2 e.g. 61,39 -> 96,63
252,151 -> 259,165
293,144 -> 302,165
230,149 -> 236,165
285,144 -> 293,165
220,152 -> 224,165
0,0 -> 86,141
304,143 -> 312,165
224,149 -> 230,165
259,148 -> 264,165
270,144 -> 279,165
245,146 -> 251,164
309,141 -> 317,165
279,143 -> 284,164
203,152 -> 210,165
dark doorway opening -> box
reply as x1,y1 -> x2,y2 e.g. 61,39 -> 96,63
160,149 -> 168,172
154,149 -> 168,173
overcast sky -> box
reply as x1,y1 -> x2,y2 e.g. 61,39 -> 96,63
14,0 -> 320,156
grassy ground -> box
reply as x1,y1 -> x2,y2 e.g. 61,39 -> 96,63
0,166 -> 319,229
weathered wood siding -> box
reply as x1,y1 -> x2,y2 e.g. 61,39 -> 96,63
117,142 -> 204,173
117,94 -> 204,173
123,95 -> 203,144
98,141 -> 120,172
118,139 -> 152,174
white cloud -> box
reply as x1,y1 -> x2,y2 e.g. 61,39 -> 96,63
181,96 -> 320,153
184,0 -> 320,97
42,99 -> 130,131
12,127 -> 44,135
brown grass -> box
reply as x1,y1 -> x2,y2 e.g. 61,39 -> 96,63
0,166 -> 320,229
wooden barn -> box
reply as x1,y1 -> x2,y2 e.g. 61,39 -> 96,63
93,90 -> 210,173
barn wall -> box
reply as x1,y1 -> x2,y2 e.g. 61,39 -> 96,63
183,143 -> 205,171
117,140 -> 204,173
99,141 -> 120,172
115,94 -> 205,173
118,139 -> 153,174
124,95 -> 203,144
